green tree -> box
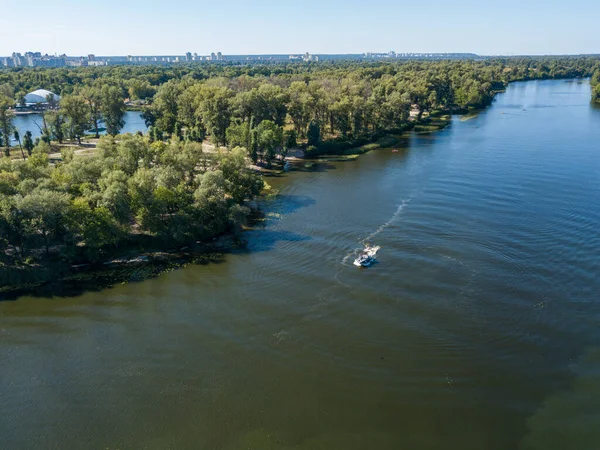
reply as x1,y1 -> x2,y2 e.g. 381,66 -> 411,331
220,147 -> 264,203
249,128 -> 259,164
45,110 -> 65,143
593,84 -> 600,104
60,95 -> 90,145
69,198 -> 124,261
226,119 -> 251,148
19,189 -> 71,256
100,85 -> 126,136
23,131 -> 34,156
127,79 -> 155,100
284,129 -> 297,149
256,120 -> 283,167
150,80 -> 183,136
0,195 -> 28,259
194,170 -> 229,236
80,86 -> 102,138
196,85 -> 233,147
307,120 -> 321,147
13,130 -> 25,160
0,95 -> 15,157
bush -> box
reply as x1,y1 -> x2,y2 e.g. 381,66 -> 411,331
61,148 -> 75,163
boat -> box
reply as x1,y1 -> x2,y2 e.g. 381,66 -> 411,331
392,149 -> 399,153
353,245 -> 380,267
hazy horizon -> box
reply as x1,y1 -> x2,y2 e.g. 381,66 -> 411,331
1,0 -> 599,56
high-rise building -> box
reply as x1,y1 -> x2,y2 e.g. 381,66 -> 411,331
186,52 -> 192,61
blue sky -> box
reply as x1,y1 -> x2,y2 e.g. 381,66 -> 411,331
1,0 -> 598,56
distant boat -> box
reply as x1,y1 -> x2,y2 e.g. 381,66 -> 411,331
354,245 -> 380,267
392,149 -> 399,153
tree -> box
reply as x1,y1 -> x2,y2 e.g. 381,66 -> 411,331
23,131 -> 34,156
249,128 -> 259,164
69,198 -> 124,261
13,130 -> 25,160
60,95 -> 90,145
196,85 -> 233,147
151,80 -> 183,136
45,110 -> 65,143
194,170 -> 229,236
100,85 -> 126,136
234,84 -> 288,126
256,120 -> 283,167
127,79 -> 155,101
307,120 -> 321,147
80,87 -> 102,138
19,189 -> 71,256
226,120 -> 250,148
288,81 -> 311,136
0,95 -> 15,157
284,129 -> 297,149
220,147 -> 264,203
0,196 -> 28,259
0,83 -> 14,99
593,84 -> 600,104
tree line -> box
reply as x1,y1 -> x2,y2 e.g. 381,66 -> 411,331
592,69 -> 600,103
1,56 -> 599,160
139,57 -> 600,162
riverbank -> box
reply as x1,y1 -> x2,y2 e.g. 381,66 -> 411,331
0,241 -> 230,300
0,109 -> 462,297
301,113 -> 453,158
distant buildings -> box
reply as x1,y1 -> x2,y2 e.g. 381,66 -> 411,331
1,52 -> 66,67
363,51 -> 478,60
0,49 -> 482,70
289,53 -> 318,62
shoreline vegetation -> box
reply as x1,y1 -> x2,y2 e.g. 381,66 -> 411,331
1,57 -> 600,297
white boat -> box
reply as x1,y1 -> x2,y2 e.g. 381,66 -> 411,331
353,245 -> 380,267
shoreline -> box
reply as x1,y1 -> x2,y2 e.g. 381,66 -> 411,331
0,236 -> 237,300
0,121 -> 451,299
2,78 -> 588,299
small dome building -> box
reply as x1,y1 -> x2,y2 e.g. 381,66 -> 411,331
24,89 -> 60,105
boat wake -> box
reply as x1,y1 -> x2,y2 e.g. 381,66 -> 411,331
341,198 -> 411,265
360,199 -> 411,245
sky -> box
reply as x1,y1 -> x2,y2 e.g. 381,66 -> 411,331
1,0 -> 598,56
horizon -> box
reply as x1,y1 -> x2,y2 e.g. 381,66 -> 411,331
1,0 -> 599,56
3,51 -> 600,59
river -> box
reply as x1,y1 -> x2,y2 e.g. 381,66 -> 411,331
11,110 -> 148,142
1,79 -> 599,449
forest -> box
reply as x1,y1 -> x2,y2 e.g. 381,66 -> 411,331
0,56 -> 599,282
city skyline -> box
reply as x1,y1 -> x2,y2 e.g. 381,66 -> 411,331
2,50 -> 485,69
1,0 -> 599,56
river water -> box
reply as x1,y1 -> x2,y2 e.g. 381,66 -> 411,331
1,80 -> 600,449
